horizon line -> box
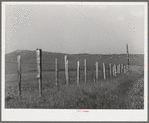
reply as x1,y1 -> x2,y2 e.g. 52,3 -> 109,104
5,49 -> 144,55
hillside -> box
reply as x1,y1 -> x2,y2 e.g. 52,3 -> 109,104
5,50 -> 144,74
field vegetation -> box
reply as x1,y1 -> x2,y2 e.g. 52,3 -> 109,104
5,50 -> 144,109
5,70 -> 144,109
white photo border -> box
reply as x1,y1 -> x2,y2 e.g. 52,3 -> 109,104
1,2 -> 148,121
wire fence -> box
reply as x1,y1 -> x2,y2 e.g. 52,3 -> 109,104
5,54 -> 129,97
5,63 -> 127,84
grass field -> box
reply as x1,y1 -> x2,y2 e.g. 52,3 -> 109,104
5,65 -> 144,109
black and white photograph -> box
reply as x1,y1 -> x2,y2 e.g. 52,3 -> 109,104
1,2 -> 148,121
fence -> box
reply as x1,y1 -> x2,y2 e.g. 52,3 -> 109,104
5,49 -> 129,97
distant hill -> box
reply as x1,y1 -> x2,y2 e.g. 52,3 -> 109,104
5,50 -> 144,74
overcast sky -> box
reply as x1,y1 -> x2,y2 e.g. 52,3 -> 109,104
5,3 -> 145,54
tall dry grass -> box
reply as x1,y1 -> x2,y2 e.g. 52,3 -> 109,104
5,70 -> 144,109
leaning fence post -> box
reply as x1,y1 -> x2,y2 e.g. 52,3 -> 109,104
95,62 -> 98,81
36,49 -> 42,96
84,59 -> 87,83
103,63 -> 106,80
77,61 -> 80,86
17,55 -> 21,96
109,63 -> 112,77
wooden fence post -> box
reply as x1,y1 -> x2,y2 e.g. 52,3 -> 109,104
121,64 -> 124,72
77,61 -> 80,86
103,63 -> 106,80
84,59 -> 87,83
116,64 -> 118,74
65,55 -> 69,86
66,59 -> 69,86
125,65 -> 127,73
126,44 -> 130,72
109,63 -> 112,77
115,64 -> 117,76
55,58 -> 58,86
117,64 -> 118,74
64,55 -> 67,81
120,64 -> 123,73
114,64 -> 115,76
113,64 -> 115,76
125,65 -> 128,73
120,64 -> 121,73
55,58 -> 58,88
119,64 -> 121,73
36,49 -> 42,96
95,62 -> 98,81
113,64 -> 116,76
17,55 -> 21,96
117,64 -> 120,74
91,65 -> 95,82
